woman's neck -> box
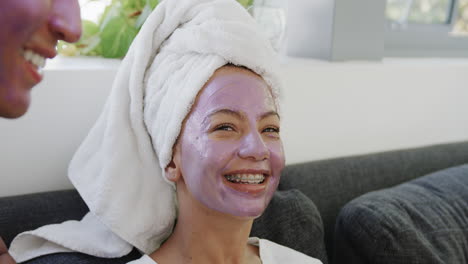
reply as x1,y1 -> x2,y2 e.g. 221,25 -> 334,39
150,186 -> 260,264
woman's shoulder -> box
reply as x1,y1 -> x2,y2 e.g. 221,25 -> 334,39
126,255 -> 157,264
249,237 -> 323,264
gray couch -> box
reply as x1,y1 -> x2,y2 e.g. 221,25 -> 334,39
1,141 -> 468,263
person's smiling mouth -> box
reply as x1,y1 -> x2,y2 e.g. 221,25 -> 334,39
21,46 -> 56,83
23,49 -> 46,69
222,169 -> 271,195
22,45 -> 56,68
224,169 -> 270,184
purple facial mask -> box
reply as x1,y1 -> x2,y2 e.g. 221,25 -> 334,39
177,68 -> 285,218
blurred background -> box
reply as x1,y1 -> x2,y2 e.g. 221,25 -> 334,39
62,0 -> 468,58
1,0 -> 467,197
387,0 -> 467,31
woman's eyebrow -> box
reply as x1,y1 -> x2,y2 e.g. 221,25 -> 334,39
203,109 -> 245,125
259,111 -> 280,121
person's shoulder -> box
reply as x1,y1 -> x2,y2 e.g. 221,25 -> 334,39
126,255 -> 157,264
256,238 -> 323,264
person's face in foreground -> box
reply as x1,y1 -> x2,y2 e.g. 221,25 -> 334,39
173,66 -> 285,218
0,0 -> 81,118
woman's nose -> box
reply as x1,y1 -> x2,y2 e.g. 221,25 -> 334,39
49,0 -> 82,43
238,131 -> 269,161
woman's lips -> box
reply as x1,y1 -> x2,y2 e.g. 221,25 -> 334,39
221,170 -> 270,195
22,48 -> 47,85
24,60 -> 43,84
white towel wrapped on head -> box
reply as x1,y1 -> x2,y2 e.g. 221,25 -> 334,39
9,0 -> 282,262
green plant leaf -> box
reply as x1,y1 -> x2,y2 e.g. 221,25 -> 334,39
148,0 -> 159,10
80,35 -> 102,56
57,41 -> 79,56
122,0 -> 145,10
100,16 -> 138,58
237,0 -> 254,8
58,20 -> 100,56
99,2 -> 123,29
81,20 -> 100,40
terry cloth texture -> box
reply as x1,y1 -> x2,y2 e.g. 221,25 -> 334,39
9,0 -> 282,262
333,164 -> 468,264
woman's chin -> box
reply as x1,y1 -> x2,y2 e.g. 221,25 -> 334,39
0,95 -> 30,118
214,201 -> 268,220
0,79 -> 32,118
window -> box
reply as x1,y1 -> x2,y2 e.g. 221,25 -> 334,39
453,0 -> 468,34
385,0 -> 468,57
386,0 -> 453,25
79,0 -> 111,23
77,0 -> 468,60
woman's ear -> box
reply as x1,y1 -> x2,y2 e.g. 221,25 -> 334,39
165,144 -> 182,183
165,159 -> 181,183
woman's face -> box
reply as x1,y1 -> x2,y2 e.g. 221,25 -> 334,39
173,66 -> 285,218
0,0 -> 81,118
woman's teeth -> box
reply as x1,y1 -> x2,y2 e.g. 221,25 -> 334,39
23,49 -> 46,69
225,174 -> 265,184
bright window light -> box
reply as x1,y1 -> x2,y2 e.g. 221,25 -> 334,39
454,0 -> 468,34
386,0 -> 452,25
79,0 -> 112,23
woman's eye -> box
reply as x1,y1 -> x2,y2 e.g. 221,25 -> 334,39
263,127 -> 280,133
214,124 -> 235,131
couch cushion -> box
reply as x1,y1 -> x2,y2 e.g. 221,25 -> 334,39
280,141 -> 468,261
334,164 -> 468,264
252,189 -> 328,264
1,189 -> 326,263
0,190 -> 88,246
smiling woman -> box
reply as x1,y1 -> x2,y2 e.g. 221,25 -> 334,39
0,0 -> 81,118
166,66 -> 284,219
150,65 -> 287,264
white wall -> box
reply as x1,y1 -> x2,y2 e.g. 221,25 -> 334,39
280,57 -> 468,163
1,56 -> 468,197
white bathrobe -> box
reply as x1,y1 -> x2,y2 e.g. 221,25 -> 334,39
128,238 -> 322,264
